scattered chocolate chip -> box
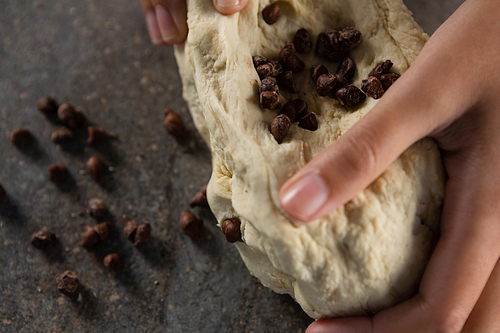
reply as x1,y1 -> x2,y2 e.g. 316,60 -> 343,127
132,222 -> 151,247
380,73 -> 400,91
336,27 -> 362,50
86,126 -> 107,145
259,76 -> 279,94
279,43 -> 305,72
86,156 -> 105,181
276,71 -> 296,93
262,2 -> 280,25
311,64 -> 329,83
57,104 -> 85,129
0,184 -> 5,199
164,109 -> 187,139
279,99 -> 308,122
10,128 -> 32,148
369,60 -> 393,79
37,96 -> 58,115
293,28 -> 312,53
56,270 -> 79,299
252,55 -> 269,68
336,85 -> 366,108
51,127 -> 74,145
299,113 -> 318,131
361,76 -> 385,99
180,210 -> 203,241
221,218 -> 242,243
123,215 -> 138,242
48,164 -> 69,183
30,230 -> 57,249
316,74 -> 348,97
260,91 -> 281,110
94,222 -> 112,243
325,49 -> 349,63
189,184 -> 208,208
337,57 -> 356,80
256,61 -> 283,78
315,32 -> 331,57
82,225 -> 101,247
103,253 -> 122,270
271,114 -> 291,144
87,198 -> 108,220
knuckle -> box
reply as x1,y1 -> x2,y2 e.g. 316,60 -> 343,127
434,310 -> 467,333
341,134 -> 379,181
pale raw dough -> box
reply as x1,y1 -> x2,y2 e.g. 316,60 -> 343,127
174,0 -> 445,319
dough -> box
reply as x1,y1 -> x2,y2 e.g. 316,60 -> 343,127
174,0 -> 445,319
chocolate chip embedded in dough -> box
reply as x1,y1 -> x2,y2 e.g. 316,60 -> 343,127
311,64 -> 329,83
298,113 -> 318,131
361,76 -> 385,99
276,71 -> 296,93
252,55 -> 269,68
380,73 -> 400,91
280,99 -> 308,122
260,91 -> 281,110
337,27 -> 362,50
270,114 -> 291,144
315,32 -> 332,57
293,28 -> 312,53
316,74 -> 348,97
325,49 -> 349,63
336,85 -> 367,108
259,76 -> 279,94
369,60 -> 393,79
337,57 -> 356,80
262,2 -> 280,25
221,218 -> 242,243
256,61 -> 284,78
278,43 -> 305,73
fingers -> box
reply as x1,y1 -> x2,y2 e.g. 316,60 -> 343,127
140,0 -> 187,45
212,0 -> 249,15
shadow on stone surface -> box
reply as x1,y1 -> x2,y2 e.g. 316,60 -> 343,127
0,195 -> 25,225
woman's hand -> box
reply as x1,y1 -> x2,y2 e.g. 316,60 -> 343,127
277,0 -> 500,332
139,0 -> 248,45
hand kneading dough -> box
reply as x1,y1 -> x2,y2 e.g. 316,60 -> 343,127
174,0 -> 445,319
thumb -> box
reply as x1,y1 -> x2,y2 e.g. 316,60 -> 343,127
212,0 -> 249,15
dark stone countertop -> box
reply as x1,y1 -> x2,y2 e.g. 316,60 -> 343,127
0,0 -> 463,332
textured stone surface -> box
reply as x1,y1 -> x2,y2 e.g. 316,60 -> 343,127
0,0 -> 463,332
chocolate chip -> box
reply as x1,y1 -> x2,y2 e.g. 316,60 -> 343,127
311,64 -> 329,83
57,104 -> 85,129
380,73 -> 400,91
0,184 -> 5,199
10,128 -> 32,148
361,76 -> 385,99
279,99 -> 308,122
189,184 -> 208,208
103,253 -> 122,270
336,85 -> 366,108
298,113 -> 318,131
337,57 -> 356,80
30,230 -> 57,249
87,198 -> 108,220
256,61 -> 283,78
132,222 -> 151,247
276,71 -> 296,93
325,29 -> 341,48
315,33 -> 331,57
259,76 -> 279,94
221,218 -> 242,243
325,49 -> 349,63
180,210 -> 203,241
293,28 -> 312,53
271,114 -> 291,144
164,109 -> 187,139
279,43 -> 305,72
252,55 -> 269,68
81,226 -> 101,247
316,74 -> 348,97
51,127 -> 73,145
369,60 -> 393,79
86,156 -> 105,181
260,91 -> 281,110
48,164 -> 69,183
262,2 -> 280,25
94,222 -> 112,242
56,270 -> 79,299
86,126 -> 107,145
123,215 -> 138,242
337,27 -> 362,50
37,96 -> 58,115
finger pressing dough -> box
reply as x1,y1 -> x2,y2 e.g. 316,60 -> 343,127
174,0 -> 445,319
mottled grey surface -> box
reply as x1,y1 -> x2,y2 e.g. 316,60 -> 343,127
0,0 -> 463,332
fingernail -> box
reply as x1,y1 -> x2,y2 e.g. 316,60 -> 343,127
280,174 -> 329,221
214,0 -> 240,8
145,11 -> 162,45
155,5 -> 179,43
